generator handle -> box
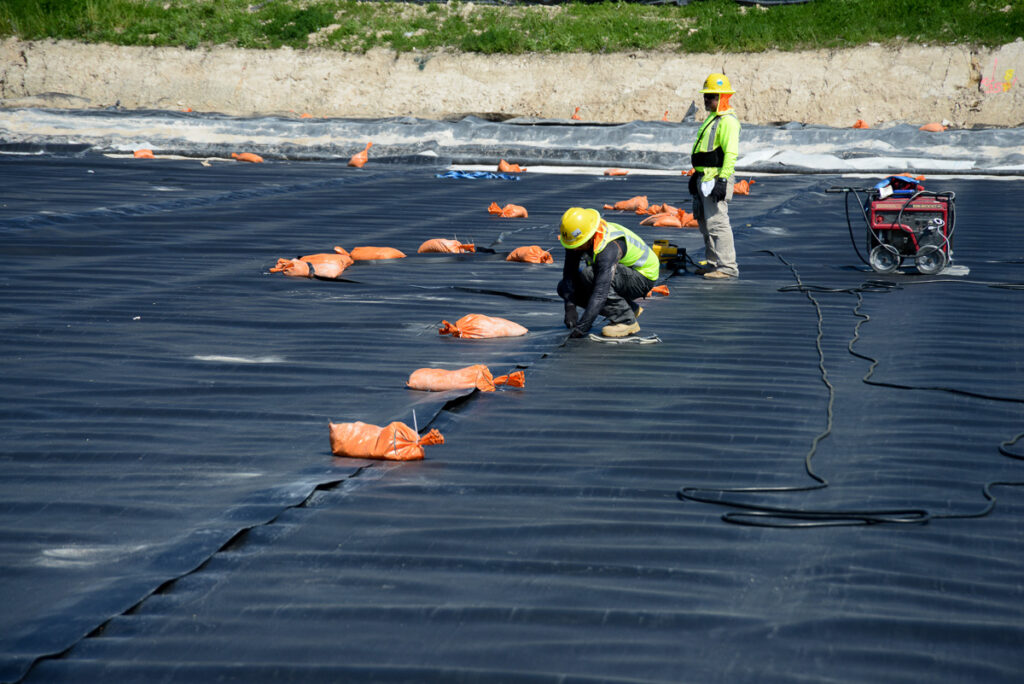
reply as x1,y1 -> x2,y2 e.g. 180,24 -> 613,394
826,186 -> 873,194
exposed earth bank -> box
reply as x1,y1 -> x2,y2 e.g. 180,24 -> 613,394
1,38 -> 1022,127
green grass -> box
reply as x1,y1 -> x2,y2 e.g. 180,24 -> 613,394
1,0 -> 1022,54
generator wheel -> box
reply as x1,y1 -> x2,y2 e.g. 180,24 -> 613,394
915,245 -> 948,275
869,244 -> 900,274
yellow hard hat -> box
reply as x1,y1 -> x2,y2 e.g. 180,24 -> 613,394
700,73 -> 735,95
559,207 -> 601,249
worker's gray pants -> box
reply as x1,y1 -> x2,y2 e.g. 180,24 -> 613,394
693,180 -> 739,277
559,263 -> 652,325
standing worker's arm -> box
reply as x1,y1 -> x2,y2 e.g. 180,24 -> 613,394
717,114 -> 740,179
709,115 -> 741,202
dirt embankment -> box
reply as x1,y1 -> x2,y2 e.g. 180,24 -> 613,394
1,38 -> 1022,127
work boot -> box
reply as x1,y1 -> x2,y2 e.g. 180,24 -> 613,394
694,266 -> 713,275
601,320 -> 641,337
703,270 -> 736,279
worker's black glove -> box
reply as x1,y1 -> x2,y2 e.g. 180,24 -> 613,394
687,172 -> 699,196
563,302 -> 578,329
568,326 -> 587,339
709,177 -> 728,203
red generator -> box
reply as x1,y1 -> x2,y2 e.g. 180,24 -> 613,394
829,175 -> 957,275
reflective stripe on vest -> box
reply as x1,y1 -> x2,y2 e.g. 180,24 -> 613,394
691,112 -> 736,176
589,222 -> 659,281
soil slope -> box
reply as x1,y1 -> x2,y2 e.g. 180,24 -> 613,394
1,38 -> 1022,127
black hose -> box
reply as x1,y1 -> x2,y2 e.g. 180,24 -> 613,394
677,251 -> 1024,528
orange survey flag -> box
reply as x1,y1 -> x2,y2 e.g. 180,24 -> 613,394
407,365 -> 525,392
349,246 -> 407,260
498,159 -> 527,173
329,421 -> 444,461
506,245 -> 553,264
418,238 -> 476,254
602,195 -> 649,212
487,202 -> 528,218
348,142 -> 372,167
438,314 -> 528,339
648,284 -> 670,296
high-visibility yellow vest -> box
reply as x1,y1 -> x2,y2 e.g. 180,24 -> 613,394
589,221 -> 659,281
691,110 -> 740,182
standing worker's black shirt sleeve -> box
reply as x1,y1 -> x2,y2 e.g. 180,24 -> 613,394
576,240 -> 622,332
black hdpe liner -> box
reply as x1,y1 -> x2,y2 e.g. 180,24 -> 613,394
2,153 -> 1023,683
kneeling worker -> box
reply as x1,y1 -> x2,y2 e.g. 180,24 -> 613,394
558,207 -> 659,338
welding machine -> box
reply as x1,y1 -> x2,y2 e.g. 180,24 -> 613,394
827,175 -> 956,275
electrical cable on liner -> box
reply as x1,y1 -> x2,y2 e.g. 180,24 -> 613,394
677,250 -> 1024,528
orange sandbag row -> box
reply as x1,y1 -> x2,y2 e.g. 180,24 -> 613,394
407,365 -> 525,392
271,245 -> 409,278
329,420 -> 444,461
439,314 -> 528,339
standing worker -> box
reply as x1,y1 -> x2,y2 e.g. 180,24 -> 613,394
558,207 -> 660,338
689,73 -> 741,279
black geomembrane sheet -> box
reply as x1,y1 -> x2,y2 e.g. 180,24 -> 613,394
1,148 -> 1023,683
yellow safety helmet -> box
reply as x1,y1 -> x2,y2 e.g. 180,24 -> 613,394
559,207 -> 602,249
700,73 -> 735,95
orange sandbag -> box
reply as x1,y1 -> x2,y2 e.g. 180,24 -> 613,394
487,202 -> 529,218
498,159 -> 527,173
301,251 -> 355,267
418,238 -> 476,254
919,122 -> 946,132
733,179 -> 756,195
506,245 -> 553,264
679,210 -> 699,227
682,168 -> 695,176
329,420 -> 444,461
407,365 -> 526,392
602,195 -> 649,212
349,246 -> 406,260
853,119 -> 870,129
348,142 -> 372,168
270,258 -> 346,279
438,314 -> 528,339
648,284 -> 670,296
640,212 -> 683,228
604,168 -> 629,176
134,149 -> 155,159
231,152 -> 263,163
640,202 -> 679,216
